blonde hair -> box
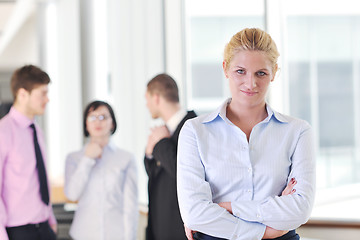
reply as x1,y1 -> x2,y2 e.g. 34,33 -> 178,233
223,28 -> 280,72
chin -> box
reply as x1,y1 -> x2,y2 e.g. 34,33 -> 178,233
36,110 -> 45,116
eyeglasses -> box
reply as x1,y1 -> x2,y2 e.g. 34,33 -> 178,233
87,114 -> 110,122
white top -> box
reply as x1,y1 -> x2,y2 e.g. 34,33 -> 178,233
166,108 -> 187,135
177,99 -> 316,240
65,142 -> 138,240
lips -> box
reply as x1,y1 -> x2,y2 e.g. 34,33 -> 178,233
241,90 -> 257,96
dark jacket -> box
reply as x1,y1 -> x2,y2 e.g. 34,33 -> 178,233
145,110 -> 197,240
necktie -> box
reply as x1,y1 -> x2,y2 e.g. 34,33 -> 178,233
30,124 -> 50,205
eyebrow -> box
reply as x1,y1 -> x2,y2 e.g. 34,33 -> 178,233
235,66 -> 270,71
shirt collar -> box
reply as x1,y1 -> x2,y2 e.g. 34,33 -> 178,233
9,106 -> 34,128
202,98 -> 288,124
84,139 -> 117,153
166,108 -> 187,135
106,140 -> 117,152
202,98 -> 230,124
265,104 -> 289,123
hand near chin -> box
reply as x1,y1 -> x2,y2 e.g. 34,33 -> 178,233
85,141 -> 103,159
145,125 -> 170,156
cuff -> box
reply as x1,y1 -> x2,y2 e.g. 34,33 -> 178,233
231,220 -> 266,240
231,200 -> 264,222
0,227 -> 9,240
80,156 -> 96,168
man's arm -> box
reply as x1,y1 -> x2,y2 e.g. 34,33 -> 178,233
177,122 -> 266,240
230,125 -> 316,230
144,155 -> 155,176
48,205 -> 57,233
0,131 -> 9,240
146,126 -> 177,178
152,137 -> 177,178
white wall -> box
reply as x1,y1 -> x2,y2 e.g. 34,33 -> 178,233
39,0 -> 83,185
107,0 -> 166,203
41,0 -> 168,203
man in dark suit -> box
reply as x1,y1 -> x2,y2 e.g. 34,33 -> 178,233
144,73 -> 196,240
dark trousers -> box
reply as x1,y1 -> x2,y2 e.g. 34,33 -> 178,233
6,221 -> 56,240
194,230 -> 299,240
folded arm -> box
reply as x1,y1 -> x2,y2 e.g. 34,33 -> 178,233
177,122 -> 266,240
0,142 -> 9,240
230,126 -> 316,230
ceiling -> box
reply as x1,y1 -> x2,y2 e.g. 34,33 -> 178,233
0,0 -> 39,71
0,1 -> 16,38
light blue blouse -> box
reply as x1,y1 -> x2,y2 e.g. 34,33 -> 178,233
177,99 -> 315,240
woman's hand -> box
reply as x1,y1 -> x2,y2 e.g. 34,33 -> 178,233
262,178 -> 297,239
282,178 -> 297,196
217,179 -> 298,240
84,141 -> 103,159
184,224 -> 195,240
262,226 -> 288,239
218,202 -> 232,214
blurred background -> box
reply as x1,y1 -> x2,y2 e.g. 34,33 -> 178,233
0,0 -> 360,239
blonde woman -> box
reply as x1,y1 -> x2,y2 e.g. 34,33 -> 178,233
177,28 -> 315,240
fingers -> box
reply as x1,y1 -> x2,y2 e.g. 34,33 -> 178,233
184,224 -> 194,240
282,178 -> 297,196
218,202 -> 232,213
288,178 -> 297,191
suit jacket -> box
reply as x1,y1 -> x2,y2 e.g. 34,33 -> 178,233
144,110 -> 197,240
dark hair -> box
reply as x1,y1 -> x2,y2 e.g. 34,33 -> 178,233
147,73 -> 179,103
11,65 -> 51,100
83,100 -> 117,137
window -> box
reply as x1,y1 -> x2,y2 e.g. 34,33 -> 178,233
184,0 -> 265,114
287,15 -> 360,188
183,0 -> 360,220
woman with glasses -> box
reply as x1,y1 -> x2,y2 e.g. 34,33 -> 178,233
65,100 -> 138,240
177,28 -> 315,240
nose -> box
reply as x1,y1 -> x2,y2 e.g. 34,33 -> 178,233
244,74 -> 257,90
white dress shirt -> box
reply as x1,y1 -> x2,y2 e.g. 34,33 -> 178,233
65,142 -> 138,240
177,99 -> 316,240
166,108 -> 187,135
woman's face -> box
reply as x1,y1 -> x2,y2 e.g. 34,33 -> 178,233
86,106 -> 113,138
223,50 -> 275,107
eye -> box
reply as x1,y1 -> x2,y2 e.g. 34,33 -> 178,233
87,116 -> 97,122
236,69 -> 245,74
98,115 -> 105,121
256,71 -> 267,77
